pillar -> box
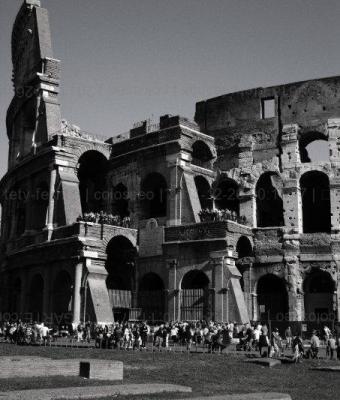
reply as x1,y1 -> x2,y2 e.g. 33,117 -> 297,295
166,259 -> 178,320
72,262 -> 83,324
47,167 -> 57,237
210,251 -> 228,322
285,256 -> 304,322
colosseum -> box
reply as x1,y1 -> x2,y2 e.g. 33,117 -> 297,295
0,0 -> 339,333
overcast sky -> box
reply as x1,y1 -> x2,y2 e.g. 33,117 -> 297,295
1,0 -> 340,174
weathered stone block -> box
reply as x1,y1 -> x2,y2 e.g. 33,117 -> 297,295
79,360 -> 123,380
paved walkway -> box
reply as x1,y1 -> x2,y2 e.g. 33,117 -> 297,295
0,383 -> 192,400
176,394 -> 291,400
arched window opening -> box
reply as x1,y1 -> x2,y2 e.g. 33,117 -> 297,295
106,236 -> 136,321
112,183 -> 129,219
78,151 -> 108,214
257,274 -> 288,321
140,173 -> 167,219
194,176 -> 212,210
52,271 -> 72,324
28,274 -> 44,322
299,132 -> 329,163
304,269 -> 335,321
214,178 -> 239,214
181,270 -> 210,321
192,141 -> 213,167
138,273 -> 165,321
300,171 -> 331,233
256,173 -> 283,227
236,236 -> 253,259
32,182 -> 49,230
236,237 -> 253,292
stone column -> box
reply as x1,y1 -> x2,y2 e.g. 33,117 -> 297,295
166,259 -> 178,320
251,292 -> 258,321
47,167 -> 57,236
282,181 -> 302,234
239,193 -> 256,227
210,251 -> 228,322
72,261 -> 83,324
285,256 -> 304,322
327,118 -> 340,167
167,155 -> 181,226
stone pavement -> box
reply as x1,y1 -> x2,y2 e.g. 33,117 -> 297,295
310,366 -> 340,372
244,357 -> 281,367
0,383 -> 192,400
176,394 -> 291,400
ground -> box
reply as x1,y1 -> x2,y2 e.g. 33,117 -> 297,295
0,343 -> 338,400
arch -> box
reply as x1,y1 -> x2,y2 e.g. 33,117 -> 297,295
138,273 -> 165,321
236,236 -> 253,292
300,171 -> 331,233
256,172 -> 283,227
236,236 -> 253,259
192,140 -> 214,167
106,236 -> 136,290
304,269 -> 335,321
299,131 -> 329,163
140,173 -> 167,219
106,235 -> 136,320
257,274 -> 288,321
214,178 -> 239,214
28,274 -> 44,322
77,150 -> 109,214
52,271 -> 72,323
194,176 -> 212,210
112,183 -> 129,218
181,270 -> 210,320
181,270 -> 209,289
32,181 -> 49,230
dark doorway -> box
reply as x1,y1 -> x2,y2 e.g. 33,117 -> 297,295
112,183 -> 129,218
140,173 -> 167,219
181,270 -> 210,321
257,274 -> 288,321
138,273 -> 165,321
256,173 -> 283,227
78,151 -> 108,213
304,269 -> 335,321
195,176 -> 212,210
300,171 -> 331,233
214,178 -> 239,214
52,271 -> 72,324
28,274 -> 44,322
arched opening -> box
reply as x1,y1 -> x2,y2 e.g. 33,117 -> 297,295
140,173 -> 167,219
236,236 -> 253,291
257,274 -> 288,321
304,269 -> 335,321
299,132 -> 329,163
300,171 -> 331,233
112,183 -> 129,219
256,172 -> 283,227
78,151 -> 108,214
192,140 -> 213,167
52,271 -> 72,324
11,187 -> 27,236
28,274 -> 44,322
106,236 -> 136,321
214,178 -> 239,214
32,182 -> 49,230
138,273 -> 165,321
181,270 -> 210,321
195,176 -> 212,210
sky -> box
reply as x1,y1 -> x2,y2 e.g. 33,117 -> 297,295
1,0 -> 340,174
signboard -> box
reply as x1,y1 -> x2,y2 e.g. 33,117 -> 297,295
259,305 -> 266,313
302,324 -> 307,332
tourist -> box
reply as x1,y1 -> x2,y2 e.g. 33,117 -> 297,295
292,334 -> 304,363
326,334 -> 337,360
259,326 -> 270,357
309,330 -> 320,359
285,326 -> 293,349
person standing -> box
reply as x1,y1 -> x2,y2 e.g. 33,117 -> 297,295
285,326 -> 293,350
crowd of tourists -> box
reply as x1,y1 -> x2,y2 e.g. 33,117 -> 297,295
1,320 -> 339,362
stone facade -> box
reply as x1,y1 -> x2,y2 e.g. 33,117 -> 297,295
0,1 -> 339,330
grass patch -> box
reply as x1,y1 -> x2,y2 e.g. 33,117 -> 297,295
0,343 -> 338,399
